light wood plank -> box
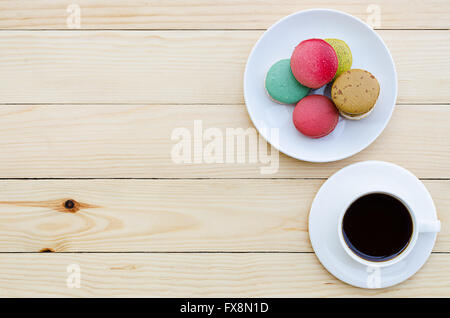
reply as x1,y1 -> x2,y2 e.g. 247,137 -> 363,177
0,253 -> 448,297
0,0 -> 448,30
0,105 -> 447,178
0,179 -> 447,252
0,31 -> 448,104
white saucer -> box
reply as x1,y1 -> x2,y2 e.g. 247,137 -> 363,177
244,9 -> 398,162
309,161 -> 439,288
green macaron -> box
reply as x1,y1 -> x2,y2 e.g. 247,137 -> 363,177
324,38 -> 352,79
265,59 -> 310,104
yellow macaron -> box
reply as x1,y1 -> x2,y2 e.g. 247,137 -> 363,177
324,38 -> 352,79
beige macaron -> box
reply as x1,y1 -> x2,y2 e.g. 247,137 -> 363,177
331,69 -> 380,120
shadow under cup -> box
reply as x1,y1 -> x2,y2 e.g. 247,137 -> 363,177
341,193 -> 413,262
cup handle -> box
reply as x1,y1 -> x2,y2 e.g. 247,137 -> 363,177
418,219 -> 441,233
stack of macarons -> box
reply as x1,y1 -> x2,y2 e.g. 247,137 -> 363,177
265,38 -> 380,139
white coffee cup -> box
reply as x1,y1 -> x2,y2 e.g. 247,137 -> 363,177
337,190 -> 441,267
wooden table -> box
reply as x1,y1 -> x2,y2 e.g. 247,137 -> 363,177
0,1 -> 448,297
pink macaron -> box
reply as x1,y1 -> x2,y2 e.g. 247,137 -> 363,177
293,95 -> 339,138
290,39 -> 338,89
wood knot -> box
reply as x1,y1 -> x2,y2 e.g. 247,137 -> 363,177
64,199 -> 75,209
39,248 -> 55,253
0,198 -> 99,214
63,199 -> 80,213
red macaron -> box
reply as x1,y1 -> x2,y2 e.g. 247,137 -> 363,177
290,39 -> 338,89
293,95 -> 339,138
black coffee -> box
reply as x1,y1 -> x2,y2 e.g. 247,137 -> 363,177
342,193 -> 413,262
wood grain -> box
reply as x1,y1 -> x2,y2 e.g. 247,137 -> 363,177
0,1 -> 448,298
0,0 -> 448,30
0,253 -> 448,297
0,31 -> 449,104
0,179 -> 447,252
0,105 -> 447,178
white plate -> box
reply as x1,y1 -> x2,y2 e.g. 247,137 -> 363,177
244,9 -> 398,162
309,161 -> 439,288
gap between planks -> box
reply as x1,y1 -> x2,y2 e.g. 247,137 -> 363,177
0,29 -> 448,31
0,178 -> 447,180
0,103 -> 450,105
0,251 -> 448,254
